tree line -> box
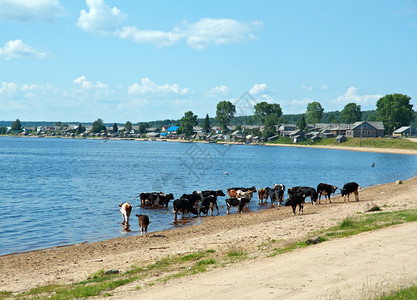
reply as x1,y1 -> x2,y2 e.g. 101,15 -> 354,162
1,93 -> 414,137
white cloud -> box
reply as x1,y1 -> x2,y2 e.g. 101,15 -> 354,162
0,82 -> 18,96
128,78 -> 190,97
333,86 -> 382,109
118,26 -> 181,47
73,75 -> 108,90
205,85 -> 230,97
321,85 -> 328,90
77,1 -> 262,49
302,85 -> 313,91
117,18 -> 261,50
0,40 -> 48,60
0,0 -> 63,22
77,0 -> 127,34
249,83 -> 269,95
183,18 -> 262,50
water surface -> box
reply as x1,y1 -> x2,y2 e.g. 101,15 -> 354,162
1,137 -> 416,255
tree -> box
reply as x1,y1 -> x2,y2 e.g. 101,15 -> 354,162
328,114 -> 337,123
92,118 -> 106,133
215,101 -> 236,132
112,123 -> 119,133
296,114 -> 307,130
203,114 -> 212,134
376,94 -> 414,135
305,102 -> 324,124
340,103 -> 362,124
0,126 -> 6,134
124,121 -> 132,132
254,102 -> 282,124
77,123 -> 86,134
138,123 -> 148,134
11,119 -> 22,132
179,111 -> 198,137
263,113 -> 279,138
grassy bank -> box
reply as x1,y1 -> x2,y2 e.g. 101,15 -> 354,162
267,136 -> 417,150
3,209 -> 417,299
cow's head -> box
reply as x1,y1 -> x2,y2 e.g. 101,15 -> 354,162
340,188 -> 347,196
167,193 -> 174,200
332,186 -> 338,193
217,190 -> 225,197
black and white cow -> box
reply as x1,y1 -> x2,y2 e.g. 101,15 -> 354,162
173,193 -> 199,220
316,183 -> 338,204
192,190 -> 225,202
198,195 -> 220,216
139,192 -> 174,207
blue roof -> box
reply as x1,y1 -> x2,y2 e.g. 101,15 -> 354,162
160,132 -> 167,136
167,126 -> 179,132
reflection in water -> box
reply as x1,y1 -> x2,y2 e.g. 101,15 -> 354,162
120,223 -> 131,233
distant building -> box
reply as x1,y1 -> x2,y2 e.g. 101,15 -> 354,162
393,126 -> 412,137
346,121 -> 384,138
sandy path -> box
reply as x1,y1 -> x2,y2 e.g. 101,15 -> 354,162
121,222 -> 417,300
1,175 -> 417,299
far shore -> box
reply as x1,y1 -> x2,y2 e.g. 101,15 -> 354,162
3,134 -> 417,156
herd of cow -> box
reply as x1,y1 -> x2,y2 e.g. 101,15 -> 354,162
119,181 -> 361,236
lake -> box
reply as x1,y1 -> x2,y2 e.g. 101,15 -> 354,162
1,137 -> 417,256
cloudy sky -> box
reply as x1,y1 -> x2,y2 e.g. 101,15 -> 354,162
1,0 -> 416,123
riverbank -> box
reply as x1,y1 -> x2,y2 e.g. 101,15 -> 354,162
3,134 -> 417,156
1,176 -> 417,298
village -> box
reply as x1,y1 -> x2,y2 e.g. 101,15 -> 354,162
3,121 -> 413,144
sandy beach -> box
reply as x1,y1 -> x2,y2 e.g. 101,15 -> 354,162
1,160 -> 417,299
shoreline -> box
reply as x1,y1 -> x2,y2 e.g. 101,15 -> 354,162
3,134 -> 417,156
2,176 -> 417,297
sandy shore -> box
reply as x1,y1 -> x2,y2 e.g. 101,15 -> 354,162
1,174 -> 417,298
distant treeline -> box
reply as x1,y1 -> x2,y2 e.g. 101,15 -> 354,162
2,110 -> 417,129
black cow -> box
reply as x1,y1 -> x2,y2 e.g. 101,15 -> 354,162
268,185 -> 285,205
179,193 -> 200,207
192,190 -> 225,202
198,195 -> 220,216
173,195 -> 199,221
288,186 -> 318,204
226,198 -> 250,214
316,183 -> 338,204
341,182 -> 360,202
139,192 -> 174,207
285,193 -> 305,215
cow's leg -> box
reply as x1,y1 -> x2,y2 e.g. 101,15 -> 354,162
292,205 -> 296,215
226,204 -> 230,215
355,190 -> 359,201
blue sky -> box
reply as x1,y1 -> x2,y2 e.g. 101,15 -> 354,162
0,0 -> 416,123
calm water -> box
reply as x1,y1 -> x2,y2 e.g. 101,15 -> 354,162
1,137 -> 417,255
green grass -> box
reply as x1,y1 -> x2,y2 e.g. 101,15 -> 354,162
378,286 -> 417,299
267,137 -> 417,150
6,209 -> 417,299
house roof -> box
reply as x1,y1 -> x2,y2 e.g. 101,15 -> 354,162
393,126 -> 411,134
167,126 -> 179,132
349,121 -> 384,131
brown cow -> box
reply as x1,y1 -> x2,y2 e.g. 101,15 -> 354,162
136,214 -> 150,237
258,188 -> 268,204
119,202 -> 132,225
